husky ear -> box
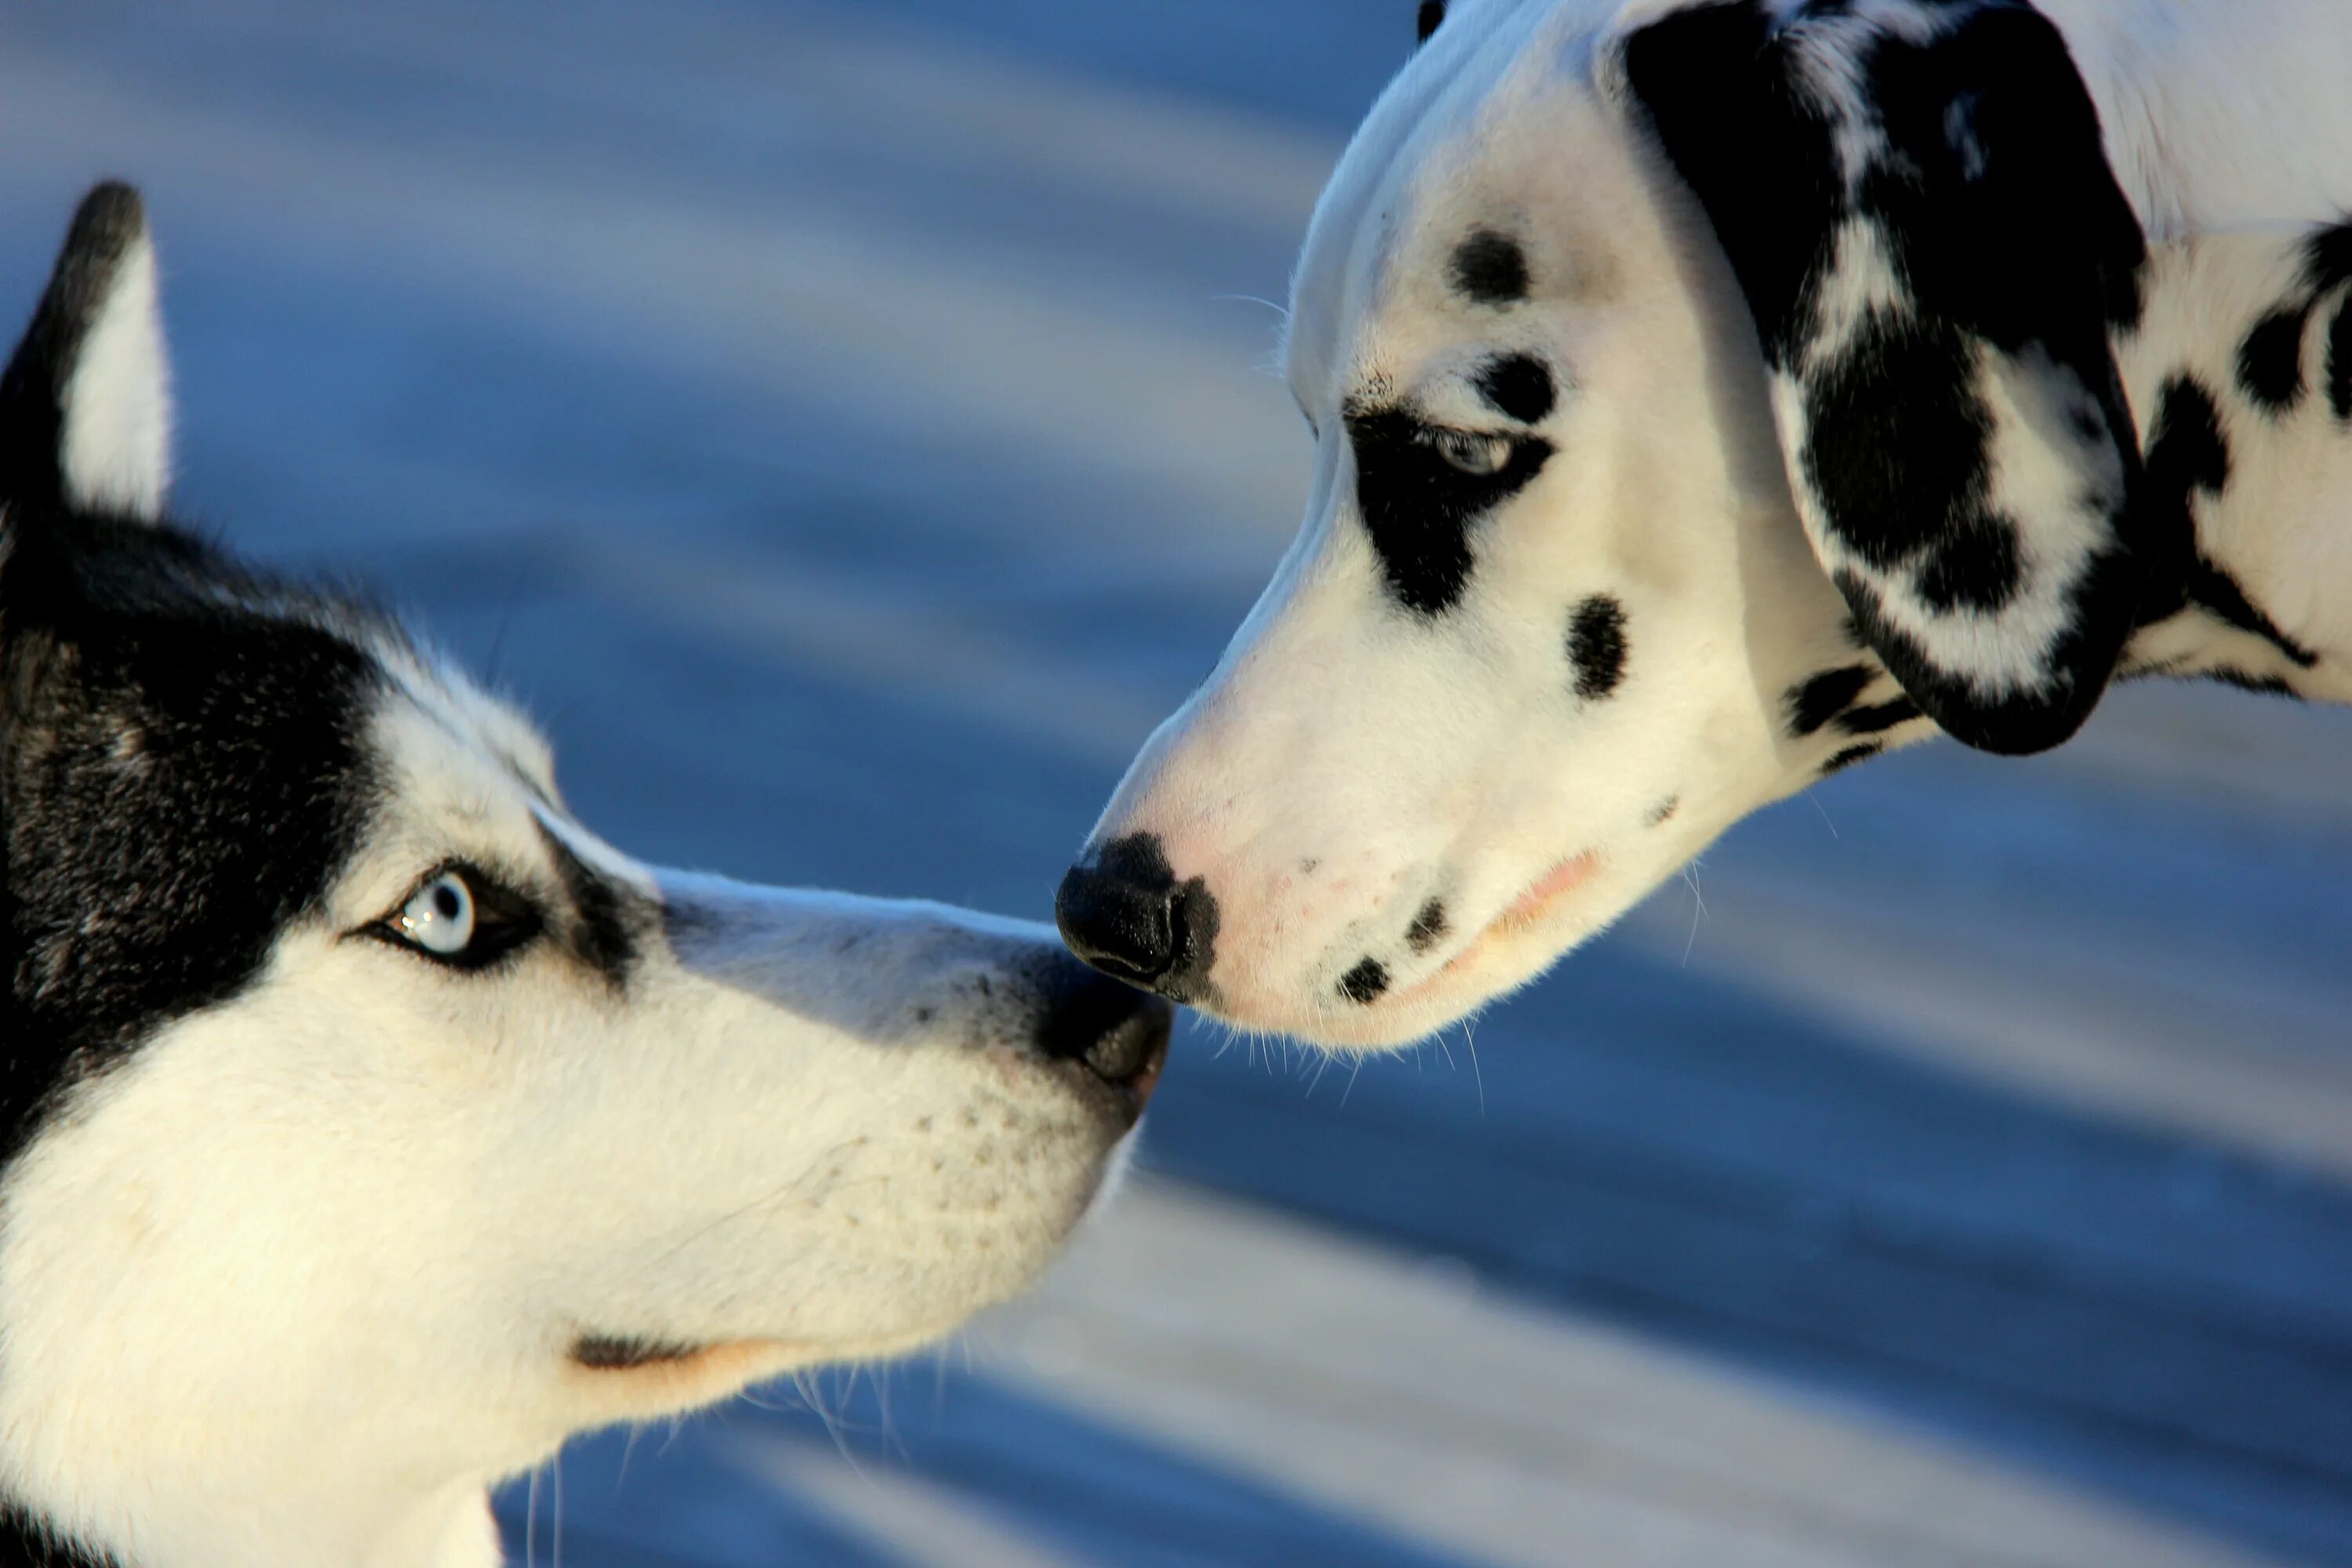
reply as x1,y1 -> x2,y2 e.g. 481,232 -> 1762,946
0,182 -> 174,523
1612,1 -> 2167,755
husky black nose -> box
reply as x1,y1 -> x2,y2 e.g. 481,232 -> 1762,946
1054,833 -> 1218,1004
1033,957 -> 1174,1108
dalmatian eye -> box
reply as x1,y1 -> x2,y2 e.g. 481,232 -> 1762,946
1431,428 -> 1512,476
370,865 -> 541,970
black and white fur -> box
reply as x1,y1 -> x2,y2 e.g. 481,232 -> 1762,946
1058,0 -> 2352,1047
0,183 -> 1170,1567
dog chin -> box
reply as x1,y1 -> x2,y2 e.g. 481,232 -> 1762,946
1200,892 -> 1597,1051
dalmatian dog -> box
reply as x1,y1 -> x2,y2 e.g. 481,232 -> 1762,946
1057,0 -> 2352,1047
0,184 -> 1168,1567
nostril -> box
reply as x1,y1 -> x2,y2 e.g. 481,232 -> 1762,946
1054,833 -> 1218,1003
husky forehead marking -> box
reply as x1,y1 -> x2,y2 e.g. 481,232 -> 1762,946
1060,0 -> 2352,1048
1,517 -> 380,1074
0,183 -> 1171,1568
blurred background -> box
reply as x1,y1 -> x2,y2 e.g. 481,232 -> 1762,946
5,2 -> 2350,1563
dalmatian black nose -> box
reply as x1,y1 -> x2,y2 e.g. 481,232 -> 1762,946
1029,955 -> 1174,1109
1054,833 -> 1219,1005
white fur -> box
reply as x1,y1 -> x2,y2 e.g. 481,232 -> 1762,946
0,652 -> 1142,1566
60,228 -> 171,521
1080,0 -> 2352,1047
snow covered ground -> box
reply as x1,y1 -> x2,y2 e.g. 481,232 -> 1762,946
4,2 -> 2350,1563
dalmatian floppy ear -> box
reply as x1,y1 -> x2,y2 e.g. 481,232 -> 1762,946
0,181 -> 174,523
1610,1 -> 2168,755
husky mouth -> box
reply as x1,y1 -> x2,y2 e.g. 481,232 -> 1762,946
569,1333 -> 708,1371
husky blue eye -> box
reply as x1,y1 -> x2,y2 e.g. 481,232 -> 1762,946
369,865 -> 539,970
367,865 -> 541,973
397,873 -> 476,956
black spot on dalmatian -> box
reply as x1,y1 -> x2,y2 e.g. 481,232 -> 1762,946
1623,0 -> 2156,757
1786,664 -> 1875,739
2205,668 -> 2298,698
1799,317 -> 2002,572
2132,376 -> 2316,669
1450,230 -> 1530,306
1914,504 -> 2023,614
2133,375 -> 2227,637
1821,742 -> 1884,778
1837,696 -> 1924,736
1566,596 -> 1628,699
1619,3 -> 1840,368
2187,559 -> 2319,670
2238,307 -> 2309,412
2142,376 -> 2231,508
2230,222 -> 2352,421
1474,354 -> 1555,424
1417,2 -> 1446,45
1406,898 -> 1449,953
1645,797 -> 1681,827
1338,957 -> 1390,1004
1346,406 -> 1552,616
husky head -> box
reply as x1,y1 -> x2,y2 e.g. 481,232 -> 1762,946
1058,0 -> 2157,1047
0,184 -> 1171,1568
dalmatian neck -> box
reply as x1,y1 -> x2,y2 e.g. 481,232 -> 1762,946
2106,229 -> 2352,703
2038,0 -> 2352,702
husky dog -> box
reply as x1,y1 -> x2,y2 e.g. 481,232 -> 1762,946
1059,0 -> 2352,1048
0,183 -> 1170,1567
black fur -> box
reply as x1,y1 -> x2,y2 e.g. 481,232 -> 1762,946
1821,742 -> 1884,777
1786,665 -> 1875,739
2329,298 -> 2352,422
1566,596 -> 1628,699
1346,406 -> 1551,615
1645,797 -> 1682,827
1474,354 -> 1555,424
2187,560 -> 2320,670
1836,695 -> 1925,736
1622,0 -> 2160,757
2,508 -> 384,1155
571,1333 -> 702,1370
2238,307 -> 2309,412
1338,956 -> 1390,1004
537,822 -> 646,987
2205,668 -> 2298,699
1406,898 -> 1449,953
1450,230 -> 1530,306
0,1511 -> 121,1568
2230,222 -> 2352,420
1417,2 -> 1446,45
2135,376 -> 2318,669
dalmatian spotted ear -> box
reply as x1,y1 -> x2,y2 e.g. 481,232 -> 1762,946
1611,0 -> 2170,755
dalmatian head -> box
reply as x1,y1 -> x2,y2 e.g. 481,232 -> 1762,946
1058,0 -> 2170,1048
